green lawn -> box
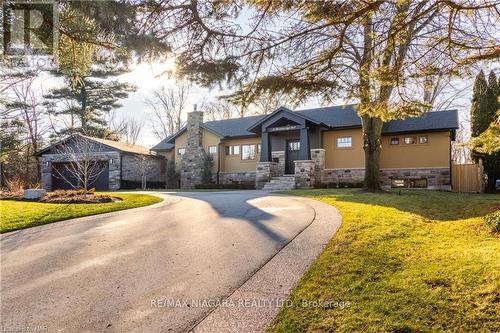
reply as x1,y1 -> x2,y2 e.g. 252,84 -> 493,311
0,193 -> 162,233
270,189 -> 500,333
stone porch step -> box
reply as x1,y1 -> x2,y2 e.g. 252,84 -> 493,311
262,176 -> 296,191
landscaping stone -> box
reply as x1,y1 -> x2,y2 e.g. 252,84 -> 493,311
23,189 -> 46,199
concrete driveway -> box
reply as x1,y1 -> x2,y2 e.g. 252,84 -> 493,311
1,191 -> 316,332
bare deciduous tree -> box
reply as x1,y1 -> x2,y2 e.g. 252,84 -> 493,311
52,134 -> 109,194
203,100 -> 239,121
144,0 -> 499,190
146,82 -> 190,139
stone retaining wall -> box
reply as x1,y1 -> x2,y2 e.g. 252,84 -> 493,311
271,151 -> 285,176
255,162 -> 279,189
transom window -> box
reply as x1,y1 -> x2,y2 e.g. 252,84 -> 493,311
403,136 -> 417,145
336,136 -> 352,148
390,137 -> 400,145
419,135 -> 428,144
241,144 -> 256,160
288,141 -> 300,151
208,145 -> 217,154
225,145 -> 240,156
177,148 -> 186,155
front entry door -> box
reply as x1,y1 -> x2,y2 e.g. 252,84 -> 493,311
285,139 -> 300,174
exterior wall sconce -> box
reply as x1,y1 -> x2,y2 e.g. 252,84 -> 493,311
110,159 -> 113,164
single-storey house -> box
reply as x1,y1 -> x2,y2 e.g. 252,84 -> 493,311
152,104 -> 458,190
36,133 -> 165,190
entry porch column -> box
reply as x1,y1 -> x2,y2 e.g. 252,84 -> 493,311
298,127 -> 310,160
260,131 -> 271,162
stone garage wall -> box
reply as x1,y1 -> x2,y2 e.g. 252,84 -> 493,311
121,154 -> 165,182
40,151 -> 121,191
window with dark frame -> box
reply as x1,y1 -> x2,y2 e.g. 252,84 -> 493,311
390,137 -> 399,145
336,136 -> 352,148
208,145 -> 217,154
403,136 -> 417,144
419,135 -> 428,144
225,145 -> 240,156
288,141 -> 300,151
241,144 -> 256,160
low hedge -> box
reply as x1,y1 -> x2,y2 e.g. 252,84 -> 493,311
484,210 -> 500,233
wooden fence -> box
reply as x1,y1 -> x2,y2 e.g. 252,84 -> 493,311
452,161 -> 484,193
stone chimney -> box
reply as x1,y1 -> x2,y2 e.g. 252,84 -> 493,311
180,109 -> 205,188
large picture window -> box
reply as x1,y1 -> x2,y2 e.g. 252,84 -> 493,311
336,136 -> 352,148
225,145 -> 240,156
241,144 -> 256,160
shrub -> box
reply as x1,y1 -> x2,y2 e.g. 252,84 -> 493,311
484,210 -> 500,233
166,160 -> 180,188
201,153 -> 214,184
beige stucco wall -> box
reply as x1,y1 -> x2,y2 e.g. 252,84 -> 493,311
173,129 -> 221,172
323,129 -> 451,169
202,130 -> 221,172
221,137 -> 261,172
323,129 -> 364,169
380,131 -> 451,168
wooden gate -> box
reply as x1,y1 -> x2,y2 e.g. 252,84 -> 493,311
452,162 -> 484,193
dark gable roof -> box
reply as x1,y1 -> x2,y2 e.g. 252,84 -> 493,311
36,133 -> 155,156
151,105 -> 458,150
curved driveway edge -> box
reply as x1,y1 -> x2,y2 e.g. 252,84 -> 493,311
191,196 -> 342,333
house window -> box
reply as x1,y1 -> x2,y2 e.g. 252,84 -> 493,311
208,145 -> 217,154
390,137 -> 400,145
419,135 -> 428,144
241,144 -> 256,160
225,145 -> 240,156
336,136 -> 352,148
391,178 -> 428,188
403,136 -> 417,144
288,141 -> 300,151
177,148 -> 186,155
391,179 -> 406,188
409,178 -> 427,188
257,144 -> 261,154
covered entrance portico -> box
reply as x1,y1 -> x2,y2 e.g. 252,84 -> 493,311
247,107 -> 326,189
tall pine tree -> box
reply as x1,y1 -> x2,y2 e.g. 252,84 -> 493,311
470,70 -> 500,192
44,66 -> 135,139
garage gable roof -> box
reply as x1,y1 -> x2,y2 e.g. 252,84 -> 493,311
35,134 -> 155,156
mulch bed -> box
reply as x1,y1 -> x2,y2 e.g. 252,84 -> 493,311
0,190 -> 120,204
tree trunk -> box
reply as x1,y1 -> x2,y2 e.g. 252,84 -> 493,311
362,115 -> 383,191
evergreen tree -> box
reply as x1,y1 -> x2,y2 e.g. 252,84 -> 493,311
470,71 -> 489,139
470,70 -> 500,192
44,66 -> 135,139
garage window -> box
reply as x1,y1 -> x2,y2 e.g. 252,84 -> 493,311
336,136 -> 352,148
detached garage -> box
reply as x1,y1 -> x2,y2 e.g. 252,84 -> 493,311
35,134 -> 166,191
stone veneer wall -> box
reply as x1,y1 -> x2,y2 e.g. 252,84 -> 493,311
121,154 -> 164,182
294,160 -> 315,188
180,111 -> 206,188
322,167 -> 451,190
310,149 -> 325,184
271,151 -> 285,176
219,172 -> 256,185
255,162 -> 279,189
40,151 -> 121,191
